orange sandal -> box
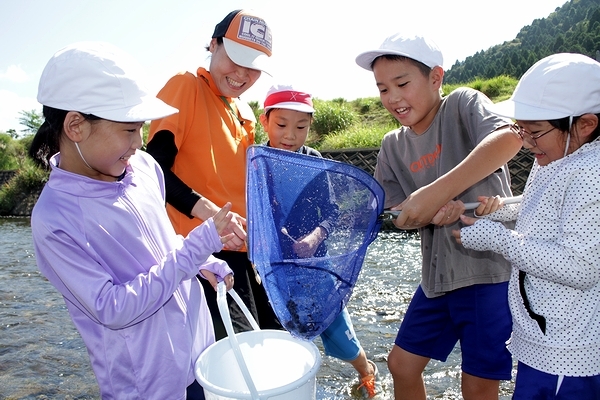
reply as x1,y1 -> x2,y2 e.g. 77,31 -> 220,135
357,360 -> 378,398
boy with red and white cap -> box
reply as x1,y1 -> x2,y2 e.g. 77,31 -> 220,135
355,33 -> 523,399
147,10 -> 282,341
260,84 -> 378,398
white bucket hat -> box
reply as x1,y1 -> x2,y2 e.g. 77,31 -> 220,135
355,33 -> 443,71
37,41 -> 178,122
487,53 -> 600,120
263,83 -> 315,113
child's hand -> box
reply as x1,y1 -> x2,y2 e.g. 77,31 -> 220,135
200,270 -> 234,291
292,227 -> 326,258
293,235 -> 318,258
451,215 -> 478,245
393,184 -> 446,228
430,200 -> 465,226
213,203 -> 237,246
222,273 -> 234,290
474,195 -> 502,216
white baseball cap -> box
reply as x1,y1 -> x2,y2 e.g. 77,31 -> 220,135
212,9 -> 273,75
487,53 -> 600,120
263,84 -> 315,113
356,33 -> 443,71
37,41 -> 178,122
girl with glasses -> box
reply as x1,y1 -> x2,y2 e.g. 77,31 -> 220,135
453,53 -> 600,399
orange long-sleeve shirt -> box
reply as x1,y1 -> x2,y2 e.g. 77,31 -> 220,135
149,67 -> 255,237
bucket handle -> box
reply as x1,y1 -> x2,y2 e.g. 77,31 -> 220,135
217,282 -> 261,399
224,283 -> 260,331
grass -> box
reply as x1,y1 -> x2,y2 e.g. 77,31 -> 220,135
0,158 -> 48,215
443,75 -> 518,103
319,122 -> 398,150
313,75 -> 518,150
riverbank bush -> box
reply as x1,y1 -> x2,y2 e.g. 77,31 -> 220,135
0,133 -> 30,170
0,158 -> 47,215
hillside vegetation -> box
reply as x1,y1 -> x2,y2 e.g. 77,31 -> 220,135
445,0 -> 600,83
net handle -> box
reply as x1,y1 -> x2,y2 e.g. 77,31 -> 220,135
383,195 -> 523,219
463,195 -> 523,210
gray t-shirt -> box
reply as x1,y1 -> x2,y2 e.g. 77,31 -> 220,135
375,87 -> 513,297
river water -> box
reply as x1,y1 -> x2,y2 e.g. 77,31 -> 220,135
0,217 -> 515,399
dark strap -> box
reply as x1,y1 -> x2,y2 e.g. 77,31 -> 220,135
220,96 -> 245,126
519,270 -> 546,334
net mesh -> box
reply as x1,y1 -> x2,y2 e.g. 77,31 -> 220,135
246,146 -> 385,340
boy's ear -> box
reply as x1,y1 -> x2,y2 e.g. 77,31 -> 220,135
63,111 -> 87,143
430,66 -> 444,90
259,113 -> 268,129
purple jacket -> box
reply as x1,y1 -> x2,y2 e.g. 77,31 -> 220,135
31,151 -> 231,399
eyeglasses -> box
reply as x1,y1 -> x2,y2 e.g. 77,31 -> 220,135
511,124 -> 556,147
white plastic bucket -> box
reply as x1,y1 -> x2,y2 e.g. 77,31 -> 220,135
195,283 -> 321,400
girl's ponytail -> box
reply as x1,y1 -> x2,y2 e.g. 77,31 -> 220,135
28,106 -> 67,168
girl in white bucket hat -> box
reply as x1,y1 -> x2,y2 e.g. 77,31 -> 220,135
454,53 -> 600,399
30,41 -> 235,399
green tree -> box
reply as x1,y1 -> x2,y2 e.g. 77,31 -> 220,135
248,100 -> 267,144
6,129 -> 18,139
18,109 -> 43,135
588,8 -> 600,28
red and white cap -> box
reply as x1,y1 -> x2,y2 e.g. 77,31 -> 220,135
263,84 -> 315,113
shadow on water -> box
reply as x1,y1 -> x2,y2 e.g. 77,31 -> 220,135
0,219 -> 514,399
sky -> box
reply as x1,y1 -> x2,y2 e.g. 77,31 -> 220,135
0,0 -> 569,134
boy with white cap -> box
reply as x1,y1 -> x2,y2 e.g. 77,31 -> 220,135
454,53 -> 600,399
355,33 -> 523,399
147,10 -> 282,339
29,41 -> 235,400
259,84 -> 378,398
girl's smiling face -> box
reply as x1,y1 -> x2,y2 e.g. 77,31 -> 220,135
260,108 -> 312,152
372,57 -> 443,134
208,39 -> 262,98
516,120 -> 569,166
72,117 -> 144,181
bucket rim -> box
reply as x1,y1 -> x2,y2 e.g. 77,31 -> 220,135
194,330 -> 322,399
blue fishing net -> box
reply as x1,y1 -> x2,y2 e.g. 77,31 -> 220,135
246,146 -> 385,340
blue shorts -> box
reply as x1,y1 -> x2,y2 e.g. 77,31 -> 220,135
513,362 -> 600,399
396,283 -> 512,380
320,308 -> 362,361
